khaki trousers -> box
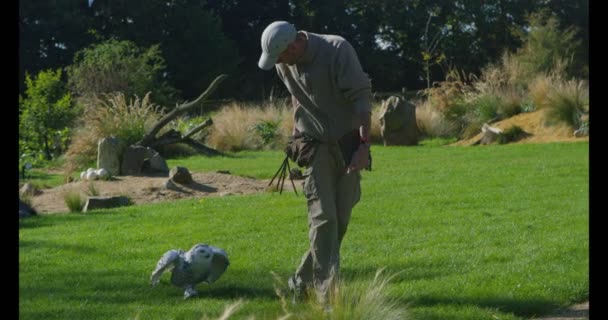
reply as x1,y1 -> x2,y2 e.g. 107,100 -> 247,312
294,142 -> 361,303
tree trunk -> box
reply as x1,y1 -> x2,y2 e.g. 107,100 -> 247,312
136,74 -> 227,155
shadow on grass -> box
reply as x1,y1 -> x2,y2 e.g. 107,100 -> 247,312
403,295 -> 564,318
18,239 -> 99,253
341,261 -> 456,283
20,268 -> 279,307
341,265 -> 575,318
19,214 -> 85,229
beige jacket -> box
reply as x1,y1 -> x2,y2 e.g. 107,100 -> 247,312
276,31 -> 372,142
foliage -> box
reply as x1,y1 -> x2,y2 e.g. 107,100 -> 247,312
206,101 -> 292,152
511,10 -> 583,86
19,69 -> 79,161
64,92 -> 163,174
543,79 -> 589,129
66,39 -> 178,108
86,1 -> 240,101
253,120 -> 280,146
273,268 -> 408,320
415,98 -> 459,138
171,116 -> 211,141
19,0 -> 588,99
19,0 -> 96,94
62,190 -> 83,213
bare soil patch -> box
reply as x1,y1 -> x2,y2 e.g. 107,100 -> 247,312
30,171 -> 271,214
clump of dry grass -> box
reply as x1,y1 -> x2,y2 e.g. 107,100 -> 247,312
63,190 -> 84,212
86,182 -> 100,196
198,299 -> 249,320
370,101 -> 383,143
542,79 -> 589,128
272,269 -> 409,320
206,100 -> 292,152
64,92 -> 163,175
415,98 -> 459,138
423,76 -> 467,113
528,74 -> 556,110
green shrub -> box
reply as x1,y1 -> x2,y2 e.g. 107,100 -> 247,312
471,94 -> 500,123
253,120 -> 280,146
511,10 -> 583,84
66,39 -> 178,108
497,91 -> 524,118
171,116 -> 211,141
544,80 -> 588,128
273,269 -> 409,320
19,69 -> 79,161
63,191 -> 83,213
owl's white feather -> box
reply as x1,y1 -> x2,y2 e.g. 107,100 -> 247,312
150,244 -> 229,299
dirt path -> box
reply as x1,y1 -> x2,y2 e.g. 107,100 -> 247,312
29,171 -> 272,214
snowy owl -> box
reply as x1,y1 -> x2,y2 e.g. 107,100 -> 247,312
150,243 -> 230,299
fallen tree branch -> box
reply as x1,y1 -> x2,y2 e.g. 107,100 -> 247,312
135,74 -> 227,155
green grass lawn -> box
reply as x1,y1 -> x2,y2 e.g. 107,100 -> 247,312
19,142 -> 588,320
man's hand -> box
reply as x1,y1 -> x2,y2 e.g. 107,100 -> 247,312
346,144 -> 370,174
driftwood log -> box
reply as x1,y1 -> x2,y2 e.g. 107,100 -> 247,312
136,74 -> 227,156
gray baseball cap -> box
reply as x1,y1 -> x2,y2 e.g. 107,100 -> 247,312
258,21 -> 297,70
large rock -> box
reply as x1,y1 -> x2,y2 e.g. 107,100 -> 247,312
82,196 -> 131,212
97,137 -> 125,176
378,96 -> 419,146
120,145 -> 169,176
169,166 -> 193,185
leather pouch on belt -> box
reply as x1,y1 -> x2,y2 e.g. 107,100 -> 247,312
285,133 -> 320,168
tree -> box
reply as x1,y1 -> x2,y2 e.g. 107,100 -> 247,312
86,0 -> 240,101
66,39 -> 178,108
19,0 -> 96,94
19,69 -> 78,161
513,10 -> 583,80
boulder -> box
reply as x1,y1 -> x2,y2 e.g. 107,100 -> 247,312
378,96 -> 419,146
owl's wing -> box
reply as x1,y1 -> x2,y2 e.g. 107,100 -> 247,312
150,249 -> 183,287
205,247 -> 230,284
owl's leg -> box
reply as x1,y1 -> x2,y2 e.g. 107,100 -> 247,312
183,286 -> 198,299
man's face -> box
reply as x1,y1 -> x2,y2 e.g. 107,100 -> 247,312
277,44 -> 298,66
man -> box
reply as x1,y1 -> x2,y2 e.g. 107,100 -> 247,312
258,21 -> 372,305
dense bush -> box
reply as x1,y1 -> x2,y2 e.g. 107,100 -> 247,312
415,10 -> 587,141
511,10 -> 585,84
19,69 -> 79,162
66,39 -> 178,109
